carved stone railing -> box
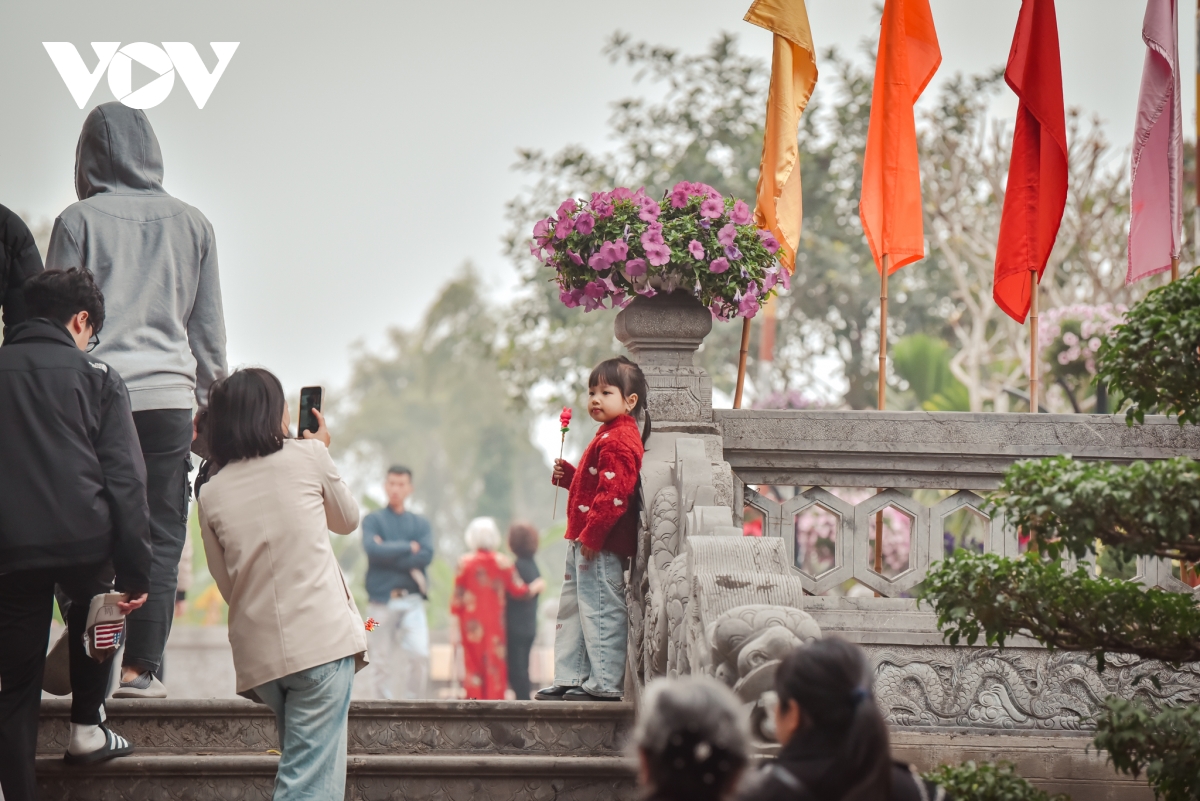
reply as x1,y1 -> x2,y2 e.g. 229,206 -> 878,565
718,409 -> 1200,598
615,292 -> 1200,737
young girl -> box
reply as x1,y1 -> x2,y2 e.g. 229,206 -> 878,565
536,356 -> 649,702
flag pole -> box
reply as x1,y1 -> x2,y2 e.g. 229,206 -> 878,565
733,318 -> 752,409
1029,269 -> 1040,412
1172,256 -> 1180,281
874,253 -> 890,590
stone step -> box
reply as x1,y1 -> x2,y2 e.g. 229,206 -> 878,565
36,753 -> 638,801
39,698 -> 635,757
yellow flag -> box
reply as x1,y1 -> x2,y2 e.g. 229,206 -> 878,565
745,0 -> 818,273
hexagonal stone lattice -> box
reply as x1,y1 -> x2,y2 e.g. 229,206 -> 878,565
941,506 -> 988,556
867,504 -> 914,579
793,503 -> 839,578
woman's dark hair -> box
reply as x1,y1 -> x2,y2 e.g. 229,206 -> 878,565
589,355 -> 651,444
775,637 -> 892,801
24,268 -> 106,334
507,522 -> 539,558
634,677 -> 748,801
207,368 -> 288,466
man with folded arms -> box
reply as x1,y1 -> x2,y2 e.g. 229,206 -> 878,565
0,268 -> 151,801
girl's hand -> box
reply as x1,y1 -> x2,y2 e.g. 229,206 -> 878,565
302,408 -> 331,447
528,578 -> 546,596
580,544 -> 600,561
552,459 -> 566,482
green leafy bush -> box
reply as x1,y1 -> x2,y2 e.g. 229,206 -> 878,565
1094,698 -> 1200,801
923,761 -> 1069,801
1096,273 -> 1200,425
921,551 -> 1200,666
991,455 -> 1200,563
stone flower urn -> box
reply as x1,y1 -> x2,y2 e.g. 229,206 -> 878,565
614,291 -> 715,430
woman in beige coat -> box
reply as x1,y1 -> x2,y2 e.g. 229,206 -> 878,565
197,368 -> 367,801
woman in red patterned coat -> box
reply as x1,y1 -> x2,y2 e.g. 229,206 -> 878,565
451,517 -> 545,699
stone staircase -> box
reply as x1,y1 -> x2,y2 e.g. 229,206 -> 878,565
37,698 -> 637,800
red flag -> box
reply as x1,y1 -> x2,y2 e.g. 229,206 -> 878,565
993,0 -> 1068,322
859,0 -> 942,275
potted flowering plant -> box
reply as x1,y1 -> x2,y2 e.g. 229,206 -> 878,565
530,181 -> 788,320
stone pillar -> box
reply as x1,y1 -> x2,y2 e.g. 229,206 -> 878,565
614,291 -> 715,433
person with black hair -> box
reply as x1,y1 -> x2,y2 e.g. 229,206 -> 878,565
196,367 -> 367,801
537,355 -> 649,702
739,638 -> 950,801
0,203 -> 44,338
634,676 -> 749,801
0,268 -> 151,800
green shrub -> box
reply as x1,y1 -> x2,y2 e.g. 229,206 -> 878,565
923,761 -> 1069,801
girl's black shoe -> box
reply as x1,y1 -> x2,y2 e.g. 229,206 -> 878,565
563,687 -> 622,702
534,685 -> 577,700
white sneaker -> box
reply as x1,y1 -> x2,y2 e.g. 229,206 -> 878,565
112,671 -> 168,698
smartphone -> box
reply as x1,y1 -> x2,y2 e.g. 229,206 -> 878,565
298,386 -> 323,437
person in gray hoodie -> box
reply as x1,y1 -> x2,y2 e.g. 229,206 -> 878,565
47,101 -> 228,698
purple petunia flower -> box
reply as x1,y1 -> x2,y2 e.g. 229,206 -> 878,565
725,245 -> 743,261
557,199 -> 578,217
763,268 -> 779,292
709,257 -> 730,274
780,268 -> 791,290
669,188 -> 690,208
700,197 -> 724,219
569,251 -> 583,266
730,200 -> 752,225
688,240 -> 705,260
583,280 -> 607,300
645,242 -> 672,267
624,258 -> 648,277
638,202 -> 661,223
640,223 -> 665,248
575,212 -> 595,236
717,224 -> 738,247
601,240 -> 629,262
555,216 -> 574,240
738,292 -> 760,318
593,200 -> 614,219
588,251 -> 611,270
699,218 -> 712,229
560,288 -> 582,308
610,187 -> 634,201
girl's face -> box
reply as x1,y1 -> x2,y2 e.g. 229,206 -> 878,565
588,381 -> 637,423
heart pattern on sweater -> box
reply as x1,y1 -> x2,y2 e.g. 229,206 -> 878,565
578,505 -> 590,513
601,433 -> 609,438
604,471 -> 616,479
613,498 -> 623,506
589,467 -> 598,475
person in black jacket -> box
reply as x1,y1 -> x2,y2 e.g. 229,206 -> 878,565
505,521 -> 542,700
739,638 -> 950,801
0,203 -> 45,338
0,268 -> 152,801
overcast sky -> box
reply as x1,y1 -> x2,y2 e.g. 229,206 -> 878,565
0,0 -> 1182,398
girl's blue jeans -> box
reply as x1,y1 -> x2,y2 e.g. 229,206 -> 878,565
552,540 -> 628,698
254,656 -> 355,801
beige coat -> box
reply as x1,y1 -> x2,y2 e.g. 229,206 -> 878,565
199,438 -> 368,699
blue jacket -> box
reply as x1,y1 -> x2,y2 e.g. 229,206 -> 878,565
362,507 -> 433,602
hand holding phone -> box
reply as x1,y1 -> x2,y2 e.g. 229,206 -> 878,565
302,408 -> 331,447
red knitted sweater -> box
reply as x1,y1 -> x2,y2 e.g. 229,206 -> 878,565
552,414 -> 644,558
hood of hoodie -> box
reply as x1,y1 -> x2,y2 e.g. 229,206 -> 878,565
75,102 -> 165,199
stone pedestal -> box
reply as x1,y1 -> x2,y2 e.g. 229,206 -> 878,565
614,291 -> 714,431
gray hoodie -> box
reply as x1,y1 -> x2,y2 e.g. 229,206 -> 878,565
46,102 -> 227,411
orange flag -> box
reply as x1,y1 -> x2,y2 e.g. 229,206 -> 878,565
745,0 -> 818,273
859,0 -> 942,274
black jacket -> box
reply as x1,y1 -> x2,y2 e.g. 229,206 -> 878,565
0,204 -> 45,337
739,729 -> 949,801
0,318 -> 151,593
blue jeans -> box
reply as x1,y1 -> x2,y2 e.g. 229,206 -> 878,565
254,656 -> 355,801
552,541 -> 628,698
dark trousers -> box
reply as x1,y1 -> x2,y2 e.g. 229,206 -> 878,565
0,564 -> 116,801
122,409 -> 192,675
506,630 -> 536,700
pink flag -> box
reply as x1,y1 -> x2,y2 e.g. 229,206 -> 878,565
1128,0 -> 1182,283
